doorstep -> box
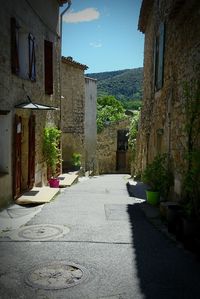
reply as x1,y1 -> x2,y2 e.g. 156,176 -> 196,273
16,187 -> 60,205
58,173 -> 78,187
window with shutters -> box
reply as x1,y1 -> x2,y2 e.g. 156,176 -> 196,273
44,40 -> 53,95
10,17 -> 36,81
154,22 -> 165,91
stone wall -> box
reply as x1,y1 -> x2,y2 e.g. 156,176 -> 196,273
0,0 -> 62,207
136,0 -> 200,199
97,118 -> 131,174
61,57 -> 87,171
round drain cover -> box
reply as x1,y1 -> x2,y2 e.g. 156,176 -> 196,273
25,262 -> 88,289
10,224 -> 70,241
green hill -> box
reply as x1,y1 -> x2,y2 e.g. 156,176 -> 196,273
86,67 -> 143,101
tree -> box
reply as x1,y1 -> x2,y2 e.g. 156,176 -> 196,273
97,95 -> 126,133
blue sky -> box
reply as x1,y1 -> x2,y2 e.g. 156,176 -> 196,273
61,0 -> 144,73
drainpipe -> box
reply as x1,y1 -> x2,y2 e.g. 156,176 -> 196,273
59,0 -> 71,125
59,0 -> 71,173
60,0 -> 72,50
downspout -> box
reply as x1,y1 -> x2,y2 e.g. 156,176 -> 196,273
59,0 -> 72,172
60,0 -> 72,49
59,0 -> 72,127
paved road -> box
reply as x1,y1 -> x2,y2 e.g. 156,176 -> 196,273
0,174 -> 199,299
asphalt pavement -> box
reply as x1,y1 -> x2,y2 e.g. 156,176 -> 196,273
0,174 -> 200,299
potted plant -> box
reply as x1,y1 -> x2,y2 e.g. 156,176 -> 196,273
142,153 -> 172,205
43,126 -> 61,188
71,152 -> 81,171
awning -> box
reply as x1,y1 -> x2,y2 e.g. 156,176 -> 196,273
15,102 -> 59,110
15,96 -> 59,110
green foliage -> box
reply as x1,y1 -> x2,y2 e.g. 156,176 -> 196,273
142,154 -> 172,197
183,79 -> 200,150
182,79 -> 200,216
122,100 -> 142,110
71,153 -> 81,167
87,68 -> 143,101
127,111 -> 140,159
97,95 -> 126,133
43,127 -> 61,177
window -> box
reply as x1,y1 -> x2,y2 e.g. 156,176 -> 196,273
44,40 -> 53,95
10,17 -> 36,80
154,22 -> 165,91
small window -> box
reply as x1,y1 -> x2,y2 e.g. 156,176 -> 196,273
154,22 -> 165,91
44,40 -> 53,95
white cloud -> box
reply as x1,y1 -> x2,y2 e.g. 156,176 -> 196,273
89,41 -> 102,48
63,8 -> 100,23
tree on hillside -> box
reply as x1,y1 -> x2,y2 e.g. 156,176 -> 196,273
97,95 -> 126,133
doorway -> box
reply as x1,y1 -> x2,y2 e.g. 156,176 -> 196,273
116,129 -> 129,172
13,114 -> 35,199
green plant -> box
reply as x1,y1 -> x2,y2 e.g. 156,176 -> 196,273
97,95 -> 126,133
71,153 -> 81,167
43,127 -> 61,177
142,153 -> 172,197
182,79 -> 200,217
128,111 -> 140,156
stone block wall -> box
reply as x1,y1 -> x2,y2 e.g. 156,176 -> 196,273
97,118 -> 131,174
61,57 -> 88,171
136,0 -> 200,199
0,0 -> 62,206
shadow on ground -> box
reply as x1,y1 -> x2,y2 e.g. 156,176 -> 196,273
126,181 -> 200,299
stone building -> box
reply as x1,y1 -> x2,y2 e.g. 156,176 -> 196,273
61,56 -> 97,173
97,118 -> 131,174
135,0 -> 200,199
0,0 -> 68,207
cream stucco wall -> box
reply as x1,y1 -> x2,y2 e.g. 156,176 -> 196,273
84,77 -> 97,173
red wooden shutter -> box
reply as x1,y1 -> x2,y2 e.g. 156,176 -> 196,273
28,34 -> 36,81
44,40 -> 53,94
10,17 -> 19,75
28,114 -> 35,189
13,115 -> 22,199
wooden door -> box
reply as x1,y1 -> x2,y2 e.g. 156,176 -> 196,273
28,114 -> 35,189
116,129 -> 129,172
13,115 -> 22,199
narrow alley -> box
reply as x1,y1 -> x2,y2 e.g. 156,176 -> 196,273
0,175 -> 200,299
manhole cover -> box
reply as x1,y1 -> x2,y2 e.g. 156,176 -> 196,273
9,224 -> 70,241
25,262 -> 88,289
